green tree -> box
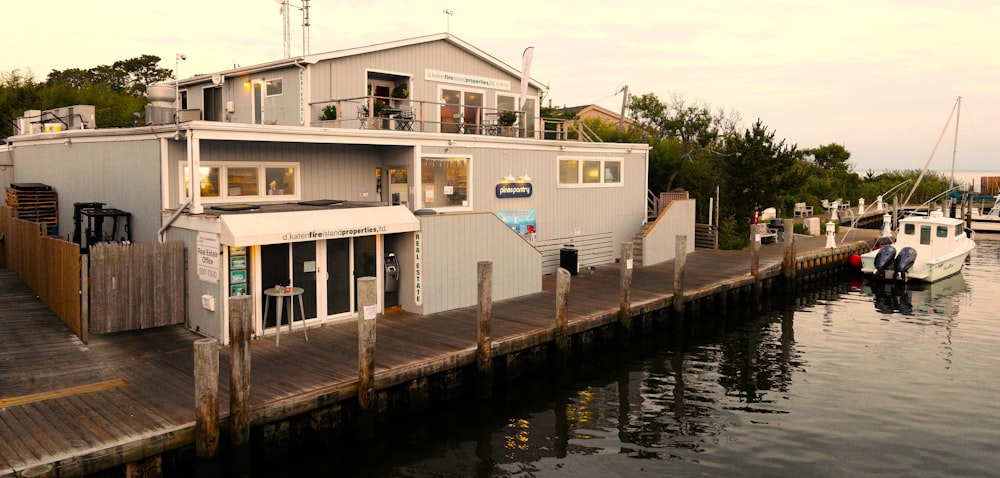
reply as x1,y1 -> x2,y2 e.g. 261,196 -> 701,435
719,119 -> 807,244
46,54 -> 171,96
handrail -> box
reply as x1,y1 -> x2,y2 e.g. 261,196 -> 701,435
309,95 -> 601,141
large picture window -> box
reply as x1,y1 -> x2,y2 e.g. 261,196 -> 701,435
182,162 -> 299,202
420,155 -> 471,210
557,157 -> 623,188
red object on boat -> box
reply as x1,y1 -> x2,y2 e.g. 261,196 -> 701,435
850,253 -> 862,268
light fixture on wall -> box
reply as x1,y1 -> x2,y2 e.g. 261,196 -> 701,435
502,170 -> 515,182
519,170 -> 531,182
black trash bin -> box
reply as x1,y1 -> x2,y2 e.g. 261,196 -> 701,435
560,244 -> 578,275
769,219 -> 784,241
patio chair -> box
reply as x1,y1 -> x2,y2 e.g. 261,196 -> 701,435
396,105 -> 414,131
358,106 -> 369,129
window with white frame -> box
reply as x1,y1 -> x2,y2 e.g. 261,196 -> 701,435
557,157 -> 623,187
181,162 -> 300,201
265,79 -> 282,97
420,155 -> 471,210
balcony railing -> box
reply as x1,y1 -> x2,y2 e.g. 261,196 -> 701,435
310,96 -> 598,142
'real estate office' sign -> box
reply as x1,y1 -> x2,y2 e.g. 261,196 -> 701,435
496,182 -> 533,199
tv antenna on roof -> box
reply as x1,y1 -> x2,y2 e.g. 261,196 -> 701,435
443,9 -> 453,33
276,0 -> 311,57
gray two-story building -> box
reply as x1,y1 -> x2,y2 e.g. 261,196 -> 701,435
3,33 -> 691,344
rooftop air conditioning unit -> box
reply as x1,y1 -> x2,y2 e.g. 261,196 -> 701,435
145,105 -> 175,125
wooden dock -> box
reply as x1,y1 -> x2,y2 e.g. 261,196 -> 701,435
0,229 -> 878,477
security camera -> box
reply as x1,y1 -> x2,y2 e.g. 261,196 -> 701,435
177,54 -> 187,60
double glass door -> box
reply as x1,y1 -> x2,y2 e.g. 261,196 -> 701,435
259,236 -> 378,331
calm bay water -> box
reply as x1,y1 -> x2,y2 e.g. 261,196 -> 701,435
243,239 -> 1000,478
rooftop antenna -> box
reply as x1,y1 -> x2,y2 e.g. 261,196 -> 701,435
174,53 -> 186,124
443,9 -> 453,33
276,0 -> 311,57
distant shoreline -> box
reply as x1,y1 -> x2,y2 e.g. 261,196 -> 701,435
858,169 -> 1000,193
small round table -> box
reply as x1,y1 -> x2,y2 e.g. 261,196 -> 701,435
263,286 -> 309,346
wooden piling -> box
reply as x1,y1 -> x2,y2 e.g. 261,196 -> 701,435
554,268 -> 571,369
357,276 -> 377,439
477,261 -> 493,399
618,242 -> 633,345
194,338 -> 219,460
783,218 -> 796,284
673,235 -> 687,316
750,227 -> 761,302
228,295 -> 252,449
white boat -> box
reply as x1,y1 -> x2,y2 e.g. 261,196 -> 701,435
860,210 -> 975,283
967,195 -> 1000,233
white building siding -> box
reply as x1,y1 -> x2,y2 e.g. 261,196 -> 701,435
11,139 -> 162,242
416,213 -> 541,315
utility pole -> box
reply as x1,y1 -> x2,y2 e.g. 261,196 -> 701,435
618,85 -> 629,134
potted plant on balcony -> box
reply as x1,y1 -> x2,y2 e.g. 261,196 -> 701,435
320,104 -> 337,121
497,110 -> 518,136
497,110 -> 518,126
391,84 -> 409,99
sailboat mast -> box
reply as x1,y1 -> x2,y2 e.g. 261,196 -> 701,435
950,96 -> 961,191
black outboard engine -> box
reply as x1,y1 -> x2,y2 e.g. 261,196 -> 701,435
874,245 -> 897,277
893,247 -> 917,281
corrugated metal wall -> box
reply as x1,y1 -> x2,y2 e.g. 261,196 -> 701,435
421,145 -> 647,271
10,139 -> 163,243
310,40 -> 540,129
415,213 -> 541,315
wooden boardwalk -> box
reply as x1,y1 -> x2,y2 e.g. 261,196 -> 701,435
0,230 -> 878,477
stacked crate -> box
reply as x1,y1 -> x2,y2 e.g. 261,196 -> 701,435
6,183 -> 58,235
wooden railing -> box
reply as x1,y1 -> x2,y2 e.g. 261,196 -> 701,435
0,206 -> 82,335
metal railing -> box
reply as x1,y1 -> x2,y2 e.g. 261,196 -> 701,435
310,95 -> 595,141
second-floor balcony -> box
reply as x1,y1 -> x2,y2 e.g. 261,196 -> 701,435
311,96 -> 602,142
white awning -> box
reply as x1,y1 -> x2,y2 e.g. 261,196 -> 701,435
219,205 -> 420,247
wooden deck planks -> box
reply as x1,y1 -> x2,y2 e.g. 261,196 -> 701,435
1,231 -> 879,477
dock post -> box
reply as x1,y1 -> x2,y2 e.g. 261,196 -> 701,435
357,276 -> 377,440
194,338 -> 219,461
80,254 -> 89,345
555,268 -> 571,370
750,227 -> 762,303
618,242 -> 633,346
673,235 -> 687,317
477,261 -> 493,399
783,218 -> 797,285
228,295 -> 252,449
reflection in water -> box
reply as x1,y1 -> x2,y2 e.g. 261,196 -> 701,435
865,273 -> 969,317
237,241 -> 999,478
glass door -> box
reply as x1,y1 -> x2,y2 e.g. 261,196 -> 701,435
259,243 -> 290,329
292,241 -> 318,320
326,238 -> 352,316
388,167 -> 409,207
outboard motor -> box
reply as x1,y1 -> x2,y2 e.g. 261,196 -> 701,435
874,244 -> 897,277
893,247 -> 917,281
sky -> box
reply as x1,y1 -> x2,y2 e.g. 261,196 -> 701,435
4,0 -> 998,173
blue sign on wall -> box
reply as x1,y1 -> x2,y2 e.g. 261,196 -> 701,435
496,209 -> 537,234
496,182 -> 533,198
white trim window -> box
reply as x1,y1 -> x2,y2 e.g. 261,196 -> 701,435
419,155 -> 472,211
557,157 -> 623,188
265,79 -> 283,97
181,162 -> 301,202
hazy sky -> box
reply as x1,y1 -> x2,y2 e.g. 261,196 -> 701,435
5,0 -> 998,172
